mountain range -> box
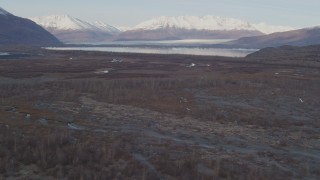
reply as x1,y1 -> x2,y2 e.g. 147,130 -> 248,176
124,16 -> 293,34
29,15 -> 295,43
1,5 -> 320,48
0,7 -> 61,46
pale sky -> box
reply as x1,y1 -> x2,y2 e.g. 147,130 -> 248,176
1,0 -> 319,28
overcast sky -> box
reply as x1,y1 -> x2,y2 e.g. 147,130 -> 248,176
1,0 -> 319,28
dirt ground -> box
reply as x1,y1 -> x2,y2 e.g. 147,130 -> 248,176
0,48 -> 319,179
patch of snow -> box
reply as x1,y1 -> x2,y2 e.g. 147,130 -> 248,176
95,70 -> 109,74
186,63 -> 196,68
111,58 -> 123,63
299,98 -> 304,103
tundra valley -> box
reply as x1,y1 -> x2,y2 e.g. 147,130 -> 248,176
0,2 -> 320,180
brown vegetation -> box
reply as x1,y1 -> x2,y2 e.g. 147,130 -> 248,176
0,48 -> 319,179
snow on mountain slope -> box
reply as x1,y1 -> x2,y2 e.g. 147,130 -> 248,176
30,15 -> 295,35
134,16 -> 256,31
30,15 -> 93,30
29,15 -> 120,34
252,23 -> 294,34
132,16 -> 295,34
91,21 -> 120,34
29,15 -> 121,43
116,26 -> 134,32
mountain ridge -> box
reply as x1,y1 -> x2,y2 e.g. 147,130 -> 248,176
30,15 -> 296,43
0,7 -> 62,46
228,26 -> 320,48
0,7 -> 10,16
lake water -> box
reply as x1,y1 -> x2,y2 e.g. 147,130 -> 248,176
52,39 -> 258,57
47,47 -> 257,57
0,52 -> 34,59
0,52 -> 10,56
72,39 -> 234,46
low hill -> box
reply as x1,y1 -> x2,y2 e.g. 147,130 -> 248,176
230,27 -> 320,48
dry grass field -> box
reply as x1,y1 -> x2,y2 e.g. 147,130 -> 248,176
0,47 -> 319,179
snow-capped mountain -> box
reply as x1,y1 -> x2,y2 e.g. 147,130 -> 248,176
133,16 -> 256,31
131,16 -> 294,34
121,16 -> 259,41
0,6 -> 61,46
116,16 -> 295,41
29,15 -> 121,43
30,15 -> 119,33
28,14 -> 297,43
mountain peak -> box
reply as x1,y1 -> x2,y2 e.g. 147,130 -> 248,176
29,15 -> 121,43
30,15 -> 92,31
29,15 -> 120,34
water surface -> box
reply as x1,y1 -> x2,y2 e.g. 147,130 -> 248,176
0,52 -> 10,56
72,39 -> 234,46
48,47 -> 257,57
